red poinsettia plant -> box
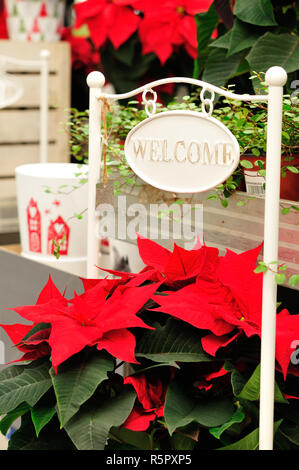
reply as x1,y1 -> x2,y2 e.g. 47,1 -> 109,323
64,0 -> 218,95
0,235 -> 299,450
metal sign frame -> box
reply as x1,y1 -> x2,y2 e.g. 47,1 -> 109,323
0,49 -> 50,163
86,67 -> 287,450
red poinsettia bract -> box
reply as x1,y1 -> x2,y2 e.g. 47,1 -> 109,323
0,273 -> 65,363
196,362 -> 230,392
137,234 -> 219,284
5,275 -> 159,373
74,0 -> 141,50
151,241 -> 298,380
0,323 -> 51,364
138,0 -> 215,64
123,372 -> 171,431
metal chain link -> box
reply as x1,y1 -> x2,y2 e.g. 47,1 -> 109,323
200,87 -> 215,117
142,88 -> 157,117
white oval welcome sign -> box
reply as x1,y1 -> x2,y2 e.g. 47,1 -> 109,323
124,110 -> 240,193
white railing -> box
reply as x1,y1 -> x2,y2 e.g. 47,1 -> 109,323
86,67 -> 287,451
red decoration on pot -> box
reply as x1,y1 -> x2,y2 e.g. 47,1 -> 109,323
47,215 -> 70,256
39,2 -> 48,17
27,198 -> 42,253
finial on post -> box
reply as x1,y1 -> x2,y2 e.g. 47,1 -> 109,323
87,71 -> 105,89
40,49 -> 50,59
265,66 -> 287,87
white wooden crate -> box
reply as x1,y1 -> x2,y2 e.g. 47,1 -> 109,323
0,40 -> 71,233
107,186 -> 299,290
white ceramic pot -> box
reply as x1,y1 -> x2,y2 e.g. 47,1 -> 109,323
4,0 -> 65,42
15,163 -> 90,277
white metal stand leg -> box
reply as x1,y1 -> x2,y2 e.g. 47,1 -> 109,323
259,66 -> 287,450
86,72 -> 105,278
39,49 -> 50,164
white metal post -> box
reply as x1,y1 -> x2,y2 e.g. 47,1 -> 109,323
86,71 -> 105,278
39,49 -> 50,164
259,66 -> 287,450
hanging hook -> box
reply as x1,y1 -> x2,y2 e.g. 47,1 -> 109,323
142,88 -> 157,117
200,87 -> 215,117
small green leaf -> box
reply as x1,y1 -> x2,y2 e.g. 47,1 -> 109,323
281,207 -> 290,215
254,264 -> 268,274
240,159 -> 254,169
275,273 -> 286,285
278,264 -> 287,271
209,406 -> 246,439
289,274 -> 299,288
287,166 -> 299,174
252,148 -> 261,157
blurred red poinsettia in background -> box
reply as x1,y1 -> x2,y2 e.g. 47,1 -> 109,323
70,0 -> 219,96
138,0 -> 215,64
0,0 -> 7,39
0,0 -> 219,100
74,0 -> 141,50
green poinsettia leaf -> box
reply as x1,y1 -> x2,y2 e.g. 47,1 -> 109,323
227,19 -> 262,57
31,402 -> 56,437
50,350 -> 114,428
109,427 -> 151,450
111,35 -> 140,67
247,33 -> 299,91
193,3 -> 219,77
164,379 -> 235,435
135,318 -> 213,364
209,406 -> 246,439
218,420 -> 282,450
202,48 -> 244,87
64,387 -> 136,450
0,402 -> 30,436
196,3 -> 219,50
234,0 -> 277,26
237,364 -> 288,404
0,359 -> 52,414
171,432 -> 197,450
8,413 -> 75,450
279,422 -> 299,447
209,30 -> 231,50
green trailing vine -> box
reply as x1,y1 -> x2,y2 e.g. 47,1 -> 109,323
254,260 -> 299,288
